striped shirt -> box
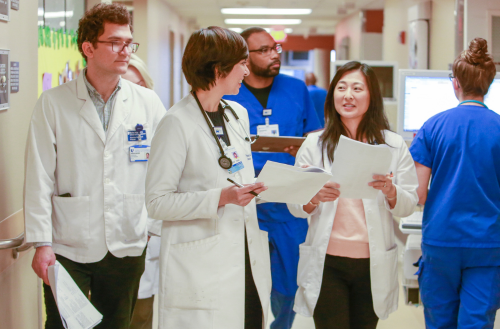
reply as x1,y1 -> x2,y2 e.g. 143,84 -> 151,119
82,68 -> 122,133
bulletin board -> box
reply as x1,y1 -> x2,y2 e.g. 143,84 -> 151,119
38,27 -> 85,97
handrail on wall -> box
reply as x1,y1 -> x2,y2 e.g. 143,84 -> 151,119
0,233 -> 33,259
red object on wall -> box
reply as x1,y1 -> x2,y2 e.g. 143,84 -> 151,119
364,10 -> 384,33
399,31 -> 406,45
281,35 -> 335,51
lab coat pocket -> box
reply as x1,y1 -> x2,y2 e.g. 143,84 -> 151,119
297,244 -> 314,288
52,196 -> 90,247
164,234 -> 221,310
123,194 -> 147,241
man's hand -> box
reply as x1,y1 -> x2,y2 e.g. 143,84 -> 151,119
32,246 -> 56,285
283,145 -> 299,157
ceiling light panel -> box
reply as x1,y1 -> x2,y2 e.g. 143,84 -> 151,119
221,8 -> 312,15
225,19 -> 302,25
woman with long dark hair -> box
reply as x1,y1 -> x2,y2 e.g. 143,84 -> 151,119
288,61 -> 418,329
410,38 -> 500,328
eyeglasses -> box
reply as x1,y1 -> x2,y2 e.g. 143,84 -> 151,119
449,73 -> 455,81
249,44 -> 282,56
95,41 -> 140,53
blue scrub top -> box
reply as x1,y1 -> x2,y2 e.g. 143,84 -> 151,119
224,74 -> 321,222
410,105 -> 500,248
307,85 -> 328,128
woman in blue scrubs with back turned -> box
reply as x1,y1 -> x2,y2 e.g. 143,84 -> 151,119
410,37 -> 500,328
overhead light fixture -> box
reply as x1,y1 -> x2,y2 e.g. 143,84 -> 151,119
229,27 -> 271,33
225,19 -> 302,25
38,10 -> 74,18
221,8 -> 312,15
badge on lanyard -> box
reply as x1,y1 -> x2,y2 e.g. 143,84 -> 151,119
263,109 -> 272,116
128,123 -> 148,141
257,124 -> 280,136
220,140 -> 244,174
129,145 -> 151,162
214,126 -> 224,136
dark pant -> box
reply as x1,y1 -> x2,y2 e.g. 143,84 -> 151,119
245,233 -> 263,329
313,254 -> 378,329
44,250 -> 146,329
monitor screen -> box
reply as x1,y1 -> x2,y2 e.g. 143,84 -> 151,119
398,69 -> 500,140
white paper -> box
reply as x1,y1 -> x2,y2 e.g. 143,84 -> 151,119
256,161 -> 332,204
48,261 -> 103,329
330,135 -> 393,199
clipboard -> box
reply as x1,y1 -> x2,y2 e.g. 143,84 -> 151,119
250,135 -> 306,152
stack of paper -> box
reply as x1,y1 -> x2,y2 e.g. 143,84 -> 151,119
331,136 -> 393,199
256,161 -> 332,204
48,261 -> 103,329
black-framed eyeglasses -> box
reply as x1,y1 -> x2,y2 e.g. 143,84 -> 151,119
96,41 -> 140,53
249,44 -> 282,56
449,73 -> 455,81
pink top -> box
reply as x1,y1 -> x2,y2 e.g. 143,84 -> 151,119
326,198 -> 370,259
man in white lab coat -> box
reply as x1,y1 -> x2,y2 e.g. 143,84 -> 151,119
23,4 -> 166,328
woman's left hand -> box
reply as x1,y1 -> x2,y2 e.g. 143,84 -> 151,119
368,173 -> 397,198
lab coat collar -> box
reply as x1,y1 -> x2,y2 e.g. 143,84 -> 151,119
76,73 -> 106,145
106,80 -> 131,142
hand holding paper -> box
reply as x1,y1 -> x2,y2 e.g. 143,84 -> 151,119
330,135 -> 393,199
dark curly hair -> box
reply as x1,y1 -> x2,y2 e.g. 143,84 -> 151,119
182,26 -> 248,91
77,3 -> 132,60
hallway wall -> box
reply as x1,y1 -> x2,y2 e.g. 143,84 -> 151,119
0,0 -> 41,327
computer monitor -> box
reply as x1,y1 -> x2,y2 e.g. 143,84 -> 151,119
280,67 -> 306,81
331,60 -> 398,100
398,69 -> 500,140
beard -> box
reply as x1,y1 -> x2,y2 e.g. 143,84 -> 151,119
250,59 -> 281,78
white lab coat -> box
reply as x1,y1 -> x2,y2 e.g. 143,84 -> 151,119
287,130 -> 418,320
138,235 -> 161,299
145,94 -> 272,329
24,73 -> 166,263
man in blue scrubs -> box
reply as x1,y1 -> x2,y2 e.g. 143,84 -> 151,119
224,27 -> 321,329
305,72 -> 328,127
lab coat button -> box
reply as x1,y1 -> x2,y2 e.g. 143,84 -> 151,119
104,152 -> 110,158
248,238 -> 252,245
252,260 -> 256,266
105,178 -> 110,184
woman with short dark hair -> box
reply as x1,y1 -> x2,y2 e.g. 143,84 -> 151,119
410,37 -> 500,328
288,61 -> 418,329
145,27 -> 271,329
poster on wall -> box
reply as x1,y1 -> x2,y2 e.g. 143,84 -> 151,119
0,50 -> 9,110
11,0 -> 19,11
0,0 -> 9,21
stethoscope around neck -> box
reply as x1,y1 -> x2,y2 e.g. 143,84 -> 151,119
192,91 -> 258,170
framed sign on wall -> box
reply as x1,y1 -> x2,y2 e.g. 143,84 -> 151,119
0,49 -> 10,110
0,0 -> 9,21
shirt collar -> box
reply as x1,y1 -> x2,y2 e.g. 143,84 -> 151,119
82,68 -> 122,100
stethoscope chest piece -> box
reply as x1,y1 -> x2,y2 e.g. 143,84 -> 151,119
219,156 -> 233,170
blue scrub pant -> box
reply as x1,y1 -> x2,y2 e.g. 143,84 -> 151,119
418,243 -> 500,329
259,218 -> 309,329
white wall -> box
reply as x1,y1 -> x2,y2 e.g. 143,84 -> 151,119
465,0 -> 500,51
133,0 -> 192,108
335,12 -> 363,60
429,0 -> 455,70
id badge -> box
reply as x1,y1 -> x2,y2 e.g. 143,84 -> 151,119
214,126 -> 224,136
129,145 -> 151,162
257,124 -> 280,137
127,130 -> 147,142
225,146 -> 244,174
